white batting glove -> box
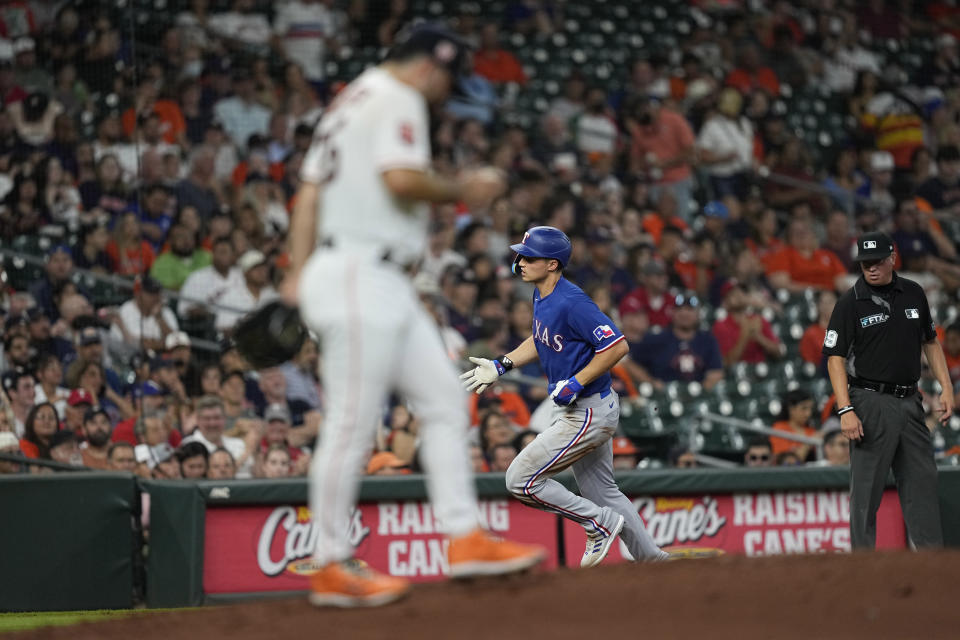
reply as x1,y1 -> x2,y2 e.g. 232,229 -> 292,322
459,357 -> 506,394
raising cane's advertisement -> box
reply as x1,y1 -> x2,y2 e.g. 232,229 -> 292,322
562,489 -> 906,566
203,499 -> 557,594
203,490 -> 906,594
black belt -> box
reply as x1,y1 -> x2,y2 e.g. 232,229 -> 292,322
320,238 -> 418,272
848,376 -> 918,398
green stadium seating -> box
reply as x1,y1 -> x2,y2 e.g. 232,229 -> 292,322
4,257 -> 44,293
85,279 -> 130,309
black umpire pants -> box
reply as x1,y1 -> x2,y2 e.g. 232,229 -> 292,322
849,386 -> 943,549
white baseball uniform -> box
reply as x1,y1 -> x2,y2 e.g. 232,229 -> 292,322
299,67 -> 479,566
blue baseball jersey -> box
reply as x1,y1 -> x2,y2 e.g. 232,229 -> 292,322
531,277 -> 626,397
634,329 -> 723,382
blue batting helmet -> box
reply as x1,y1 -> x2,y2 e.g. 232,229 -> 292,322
510,226 -> 572,274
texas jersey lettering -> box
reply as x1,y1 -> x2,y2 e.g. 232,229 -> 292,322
533,319 -> 564,352
532,278 -> 624,396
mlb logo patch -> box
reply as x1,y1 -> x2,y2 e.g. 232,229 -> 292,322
905,308 -> 919,319
593,325 -> 615,341
863,240 -> 877,249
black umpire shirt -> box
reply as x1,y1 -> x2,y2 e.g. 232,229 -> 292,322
821,272 -> 937,384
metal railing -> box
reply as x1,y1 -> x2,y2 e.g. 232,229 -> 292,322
699,412 -> 824,446
0,451 -> 92,472
690,453 -> 740,469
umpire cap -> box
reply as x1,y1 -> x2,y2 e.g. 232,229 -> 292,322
853,231 -> 895,262
386,22 -> 474,95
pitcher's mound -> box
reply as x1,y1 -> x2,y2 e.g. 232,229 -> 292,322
11,551 -> 960,640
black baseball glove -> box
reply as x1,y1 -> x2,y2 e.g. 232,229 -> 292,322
233,301 -> 307,369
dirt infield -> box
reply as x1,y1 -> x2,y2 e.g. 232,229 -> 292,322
11,551 -> 960,640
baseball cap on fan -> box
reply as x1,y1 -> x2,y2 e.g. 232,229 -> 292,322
238,249 -> 268,273
853,231 -> 894,262
386,22 -> 474,96
869,151 -> 895,172
67,388 -> 94,407
77,326 -> 102,347
366,451 -> 412,475
264,403 -> 292,424
0,430 -> 19,451
138,275 -> 163,294
720,279 -> 746,299
12,37 -> 34,56
165,331 -> 192,351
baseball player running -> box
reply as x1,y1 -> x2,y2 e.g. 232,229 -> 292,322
280,24 -> 545,607
462,226 -> 668,567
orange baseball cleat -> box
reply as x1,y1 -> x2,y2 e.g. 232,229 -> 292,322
309,559 -> 410,608
447,529 -> 547,578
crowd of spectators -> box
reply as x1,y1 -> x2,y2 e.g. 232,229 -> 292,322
1,0 -> 960,478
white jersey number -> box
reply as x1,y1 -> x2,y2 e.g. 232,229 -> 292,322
311,87 -> 371,187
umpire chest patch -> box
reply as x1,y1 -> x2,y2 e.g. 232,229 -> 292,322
905,308 -> 920,319
860,313 -> 889,328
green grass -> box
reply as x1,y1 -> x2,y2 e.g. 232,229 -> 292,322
0,608 -> 183,633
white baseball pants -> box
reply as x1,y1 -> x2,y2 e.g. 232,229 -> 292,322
299,248 -> 479,566
505,391 -> 665,561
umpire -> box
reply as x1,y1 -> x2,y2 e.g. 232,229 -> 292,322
823,231 -> 953,549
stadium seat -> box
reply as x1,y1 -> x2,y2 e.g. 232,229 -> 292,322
685,381 -> 705,398
11,234 -> 49,258
770,360 -> 799,383
809,377 -> 833,399
4,257 -> 44,293
754,378 -> 783,400
621,402 -> 671,440
920,378 -> 943,398
749,361 -> 771,380
709,379 -> 732,400
730,362 -> 751,382
732,397 -> 759,421
756,396 -> 782,421
797,361 -> 820,380
695,422 -> 746,460
86,279 -> 129,309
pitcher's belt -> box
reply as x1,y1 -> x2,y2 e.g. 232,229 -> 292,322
319,238 -> 418,272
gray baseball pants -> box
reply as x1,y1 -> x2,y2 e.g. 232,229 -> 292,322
504,390 -> 665,561
849,386 -> 943,549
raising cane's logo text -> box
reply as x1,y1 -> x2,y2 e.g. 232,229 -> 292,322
636,496 -> 727,546
255,501 -> 512,579
377,501 -> 512,577
257,506 -> 370,577
733,491 -> 851,555
632,491 -> 855,556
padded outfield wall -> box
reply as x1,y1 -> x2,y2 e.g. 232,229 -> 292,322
3,468 -> 960,610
